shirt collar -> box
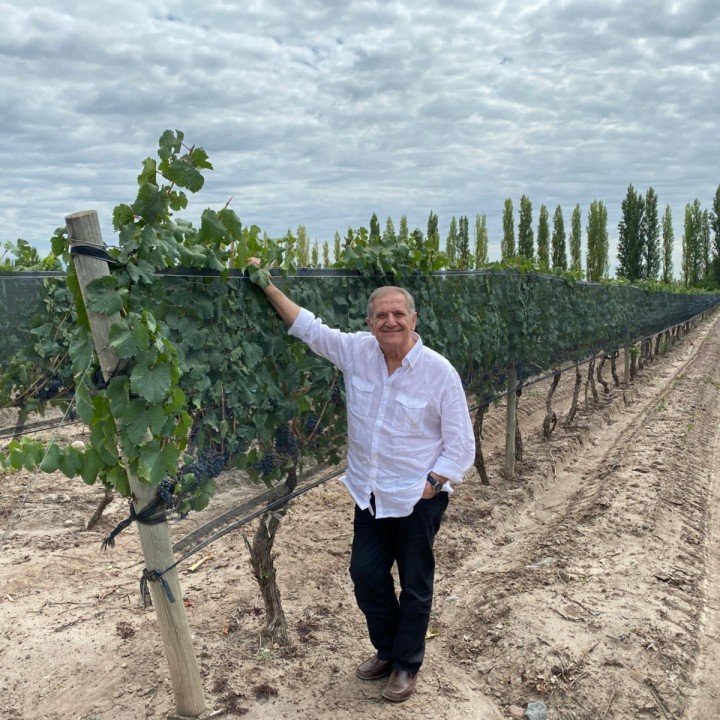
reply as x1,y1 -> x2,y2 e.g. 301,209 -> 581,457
404,332 -> 423,368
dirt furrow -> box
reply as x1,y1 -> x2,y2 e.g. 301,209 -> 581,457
441,314 -> 720,718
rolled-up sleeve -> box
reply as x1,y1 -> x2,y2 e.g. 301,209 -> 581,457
288,308 -> 354,372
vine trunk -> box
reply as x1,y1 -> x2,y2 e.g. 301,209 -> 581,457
473,405 -> 490,485
249,466 -> 298,647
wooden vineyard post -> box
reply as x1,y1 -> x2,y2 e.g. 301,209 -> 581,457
66,210 -> 206,717
504,364 -> 518,478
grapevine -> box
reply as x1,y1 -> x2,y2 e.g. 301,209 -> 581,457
0,129 -> 718,515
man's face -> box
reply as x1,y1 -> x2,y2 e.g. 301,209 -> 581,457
366,291 -> 417,355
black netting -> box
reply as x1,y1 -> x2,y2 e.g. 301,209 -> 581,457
0,272 -> 66,366
2,268 -> 719,437
3,268 -> 719,385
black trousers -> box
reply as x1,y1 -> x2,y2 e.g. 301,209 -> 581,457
349,492 -> 449,673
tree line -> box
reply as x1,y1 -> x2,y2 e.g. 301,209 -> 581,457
269,183 -> 720,289
3,177 -> 719,291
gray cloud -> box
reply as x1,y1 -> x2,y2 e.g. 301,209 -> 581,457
0,0 -> 718,279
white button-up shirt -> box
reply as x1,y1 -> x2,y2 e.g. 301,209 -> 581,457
289,308 -> 475,518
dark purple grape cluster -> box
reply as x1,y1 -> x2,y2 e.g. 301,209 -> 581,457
254,450 -> 277,476
159,446 -> 228,515
274,425 -> 299,456
198,447 -> 226,479
304,413 -> 322,435
168,447 -> 225,502
178,449 -> 225,488
37,375 -> 64,402
157,477 -> 177,508
331,383 -> 342,407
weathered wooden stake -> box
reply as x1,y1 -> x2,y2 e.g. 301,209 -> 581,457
504,364 -> 518,478
67,210 -> 205,717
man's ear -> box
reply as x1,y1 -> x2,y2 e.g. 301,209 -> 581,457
366,317 -> 373,330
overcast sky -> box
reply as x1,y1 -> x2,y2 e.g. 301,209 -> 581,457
2,0 -> 719,276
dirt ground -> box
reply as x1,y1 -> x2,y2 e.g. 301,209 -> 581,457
2,312 -> 720,720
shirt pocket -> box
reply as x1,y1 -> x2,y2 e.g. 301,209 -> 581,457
348,375 -> 375,416
394,394 -> 427,434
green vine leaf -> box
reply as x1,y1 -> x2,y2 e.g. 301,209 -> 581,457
105,376 -> 129,419
137,439 -> 181,486
158,130 -> 183,161
162,157 -> 205,193
240,341 -> 264,369
113,203 -> 135,230
177,244 -> 210,267
126,259 -> 156,285
123,399 -> 156,446
39,441 -> 61,473
79,448 -> 103,485
69,327 -> 94,374
86,276 -> 127,316
58,448 -> 82,478
130,363 -> 172,404
109,323 -> 140,359
106,465 -> 130,495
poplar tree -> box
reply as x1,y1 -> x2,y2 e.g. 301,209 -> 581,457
446,216 -> 458,267
570,204 -> 582,274
501,199 -> 515,260
322,240 -> 330,268
536,204 -> 549,269
333,231 -> 341,263
710,185 -> 720,285
661,205 -> 674,284
551,205 -> 567,270
369,213 -> 381,242
297,225 -> 309,266
518,194 -> 534,260
586,200 -> 609,281
617,184 -> 645,281
701,209 -> 711,283
311,240 -> 319,268
643,187 -> 661,280
383,217 -> 397,243
474,213 -> 489,267
427,211 -> 439,251
682,199 -> 703,287
457,215 -> 471,269
399,215 -> 409,244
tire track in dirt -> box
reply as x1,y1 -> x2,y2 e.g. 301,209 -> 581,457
441,313 -> 720,718
684,347 -> 720,719
521,324 -> 716,561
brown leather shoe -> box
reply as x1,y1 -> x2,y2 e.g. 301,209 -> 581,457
356,655 -> 392,681
381,670 -> 418,702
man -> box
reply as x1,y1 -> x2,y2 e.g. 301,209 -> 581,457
250,263 -> 475,702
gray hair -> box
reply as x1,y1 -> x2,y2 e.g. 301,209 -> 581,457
366,286 -> 416,319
